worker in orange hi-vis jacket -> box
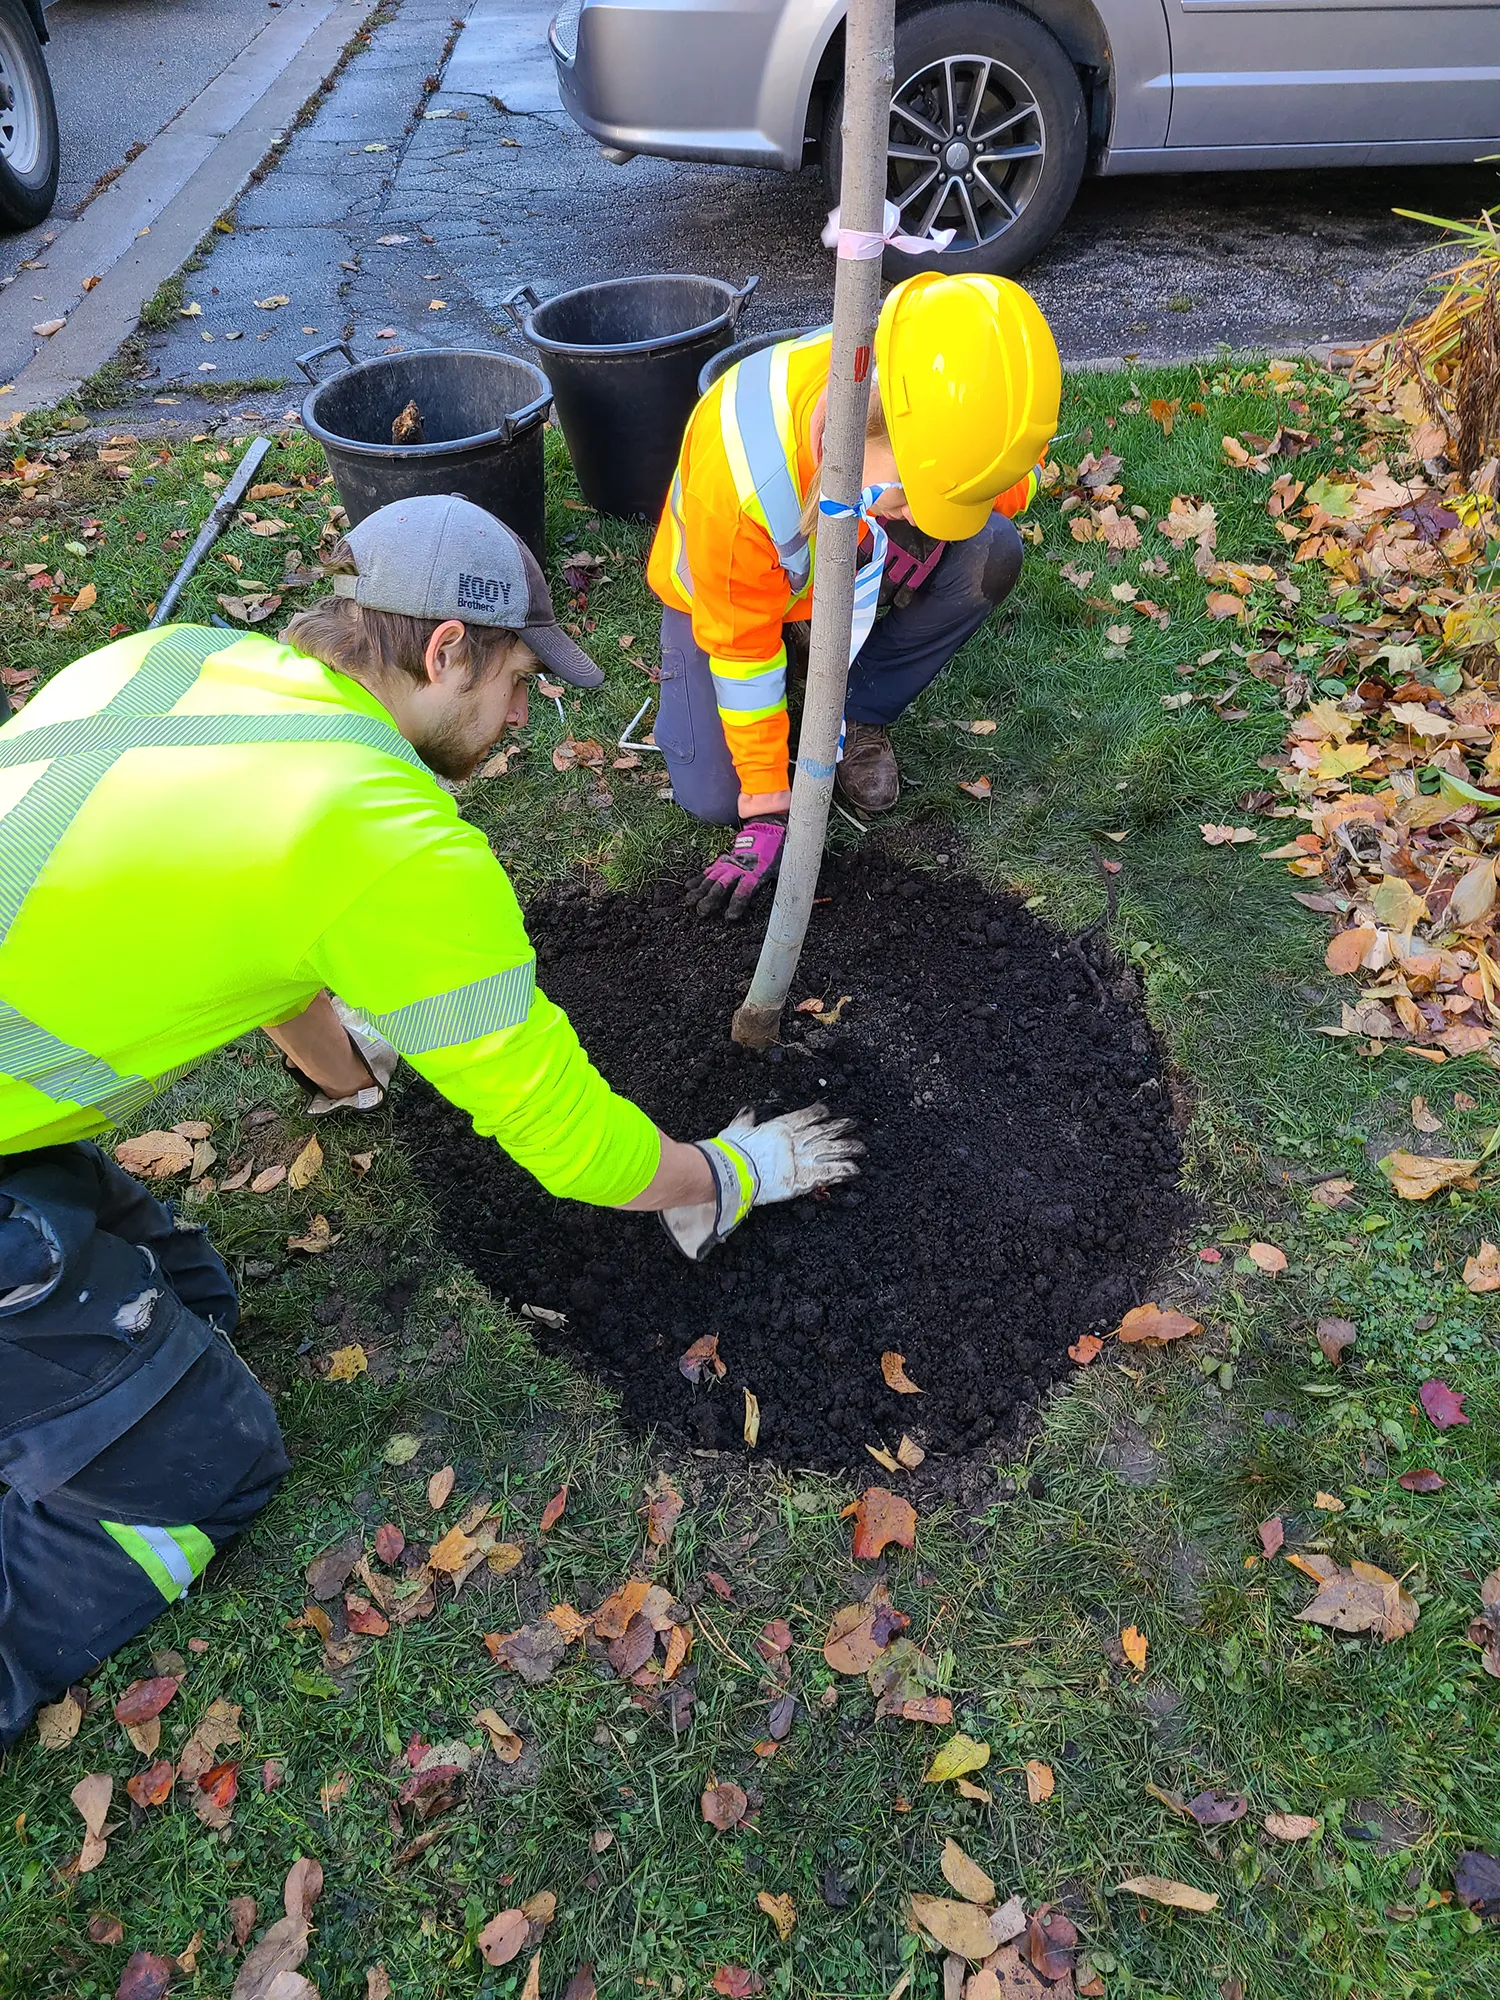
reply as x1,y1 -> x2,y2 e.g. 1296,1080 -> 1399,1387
646,270 -> 1061,919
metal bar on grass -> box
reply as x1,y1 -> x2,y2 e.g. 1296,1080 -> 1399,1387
148,435 -> 273,628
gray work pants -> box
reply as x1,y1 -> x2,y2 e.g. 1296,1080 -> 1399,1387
654,512 -> 1023,826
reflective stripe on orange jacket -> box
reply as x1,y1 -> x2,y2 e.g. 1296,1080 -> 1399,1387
646,328 -> 1040,801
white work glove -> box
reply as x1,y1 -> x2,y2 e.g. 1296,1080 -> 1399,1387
661,1103 -> 863,1262
308,999 -> 399,1116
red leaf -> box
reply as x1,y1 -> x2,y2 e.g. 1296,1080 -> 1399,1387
754,1618 -> 792,1664
115,1951 -> 176,2000
113,1677 -> 179,1727
1419,1379 -> 1468,1430
539,1485 -> 568,1532
1068,1333 -> 1103,1366
374,1523 -> 405,1564
88,1914 -> 125,1945
261,1759 -> 284,1792
126,1759 -> 175,1808
1257,1517 -> 1285,1559
706,1570 -> 734,1603
712,1971 -> 765,1998
344,1592 -> 390,1637
197,1760 -> 238,1810
1399,1468 -> 1446,1493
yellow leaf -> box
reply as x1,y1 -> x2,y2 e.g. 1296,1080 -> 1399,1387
1117,1876 -> 1219,1913
955,1779 -> 991,1803
1024,1758 -> 1055,1803
923,1733 -> 992,1784
287,1213 -> 339,1253
1312,1491 -> 1345,1513
908,1894 -> 997,1960
881,1351 -> 922,1394
939,1838 -> 995,1905
1121,1625 -> 1148,1674
1378,1150 -> 1480,1200
428,1525 -> 478,1574
35,1693 -> 83,1748
326,1344 -> 368,1383
756,1891 -> 796,1941
71,582 -> 97,612
288,1134 -> 323,1189
473,1708 -> 524,1762
743,1388 -> 761,1448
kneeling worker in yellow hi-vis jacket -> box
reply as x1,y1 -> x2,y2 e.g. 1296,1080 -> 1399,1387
0,494 -> 859,1743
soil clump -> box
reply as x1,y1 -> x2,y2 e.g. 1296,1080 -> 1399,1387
397,850 -> 1187,1472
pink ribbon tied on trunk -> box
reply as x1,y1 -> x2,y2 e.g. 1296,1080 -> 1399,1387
822,198 -> 956,261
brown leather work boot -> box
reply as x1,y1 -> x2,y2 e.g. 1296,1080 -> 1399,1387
836,722 -> 900,813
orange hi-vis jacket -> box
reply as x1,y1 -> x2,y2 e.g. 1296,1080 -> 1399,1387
646,327 -> 1040,800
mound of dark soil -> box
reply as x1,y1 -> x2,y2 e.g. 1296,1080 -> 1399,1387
396,850 -> 1187,1473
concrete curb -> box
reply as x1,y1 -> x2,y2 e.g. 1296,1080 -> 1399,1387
4,0 -> 381,413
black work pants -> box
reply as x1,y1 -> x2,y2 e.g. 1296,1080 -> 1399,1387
0,1144 -> 288,1744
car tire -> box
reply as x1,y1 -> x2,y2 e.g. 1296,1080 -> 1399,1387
823,0 -> 1086,279
0,0 -> 58,233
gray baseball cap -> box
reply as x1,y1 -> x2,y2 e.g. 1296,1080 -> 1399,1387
333,493 -> 605,689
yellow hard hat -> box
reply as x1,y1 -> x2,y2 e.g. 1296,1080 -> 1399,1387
874,272 -> 1061,542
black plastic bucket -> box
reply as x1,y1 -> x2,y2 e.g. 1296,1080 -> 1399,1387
697,326 -> 821,400
296,340 -> 552,563
503,274 -> 757,520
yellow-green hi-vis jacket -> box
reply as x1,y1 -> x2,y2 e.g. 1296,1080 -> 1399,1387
0,624 -> 660,1202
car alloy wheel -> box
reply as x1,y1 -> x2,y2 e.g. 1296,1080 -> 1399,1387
887,54 -> 1046,253
0,16 -> 42,178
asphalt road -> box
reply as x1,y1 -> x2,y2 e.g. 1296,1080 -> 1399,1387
120,0 -> 1500,394
1,0 -> 274,282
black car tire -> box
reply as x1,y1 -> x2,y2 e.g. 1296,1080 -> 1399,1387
0,0 -> 58,233
823,0 -> 1087,279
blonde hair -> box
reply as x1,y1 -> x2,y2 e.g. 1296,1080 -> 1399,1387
798,380 -> 891,540
282,536 -> 521,688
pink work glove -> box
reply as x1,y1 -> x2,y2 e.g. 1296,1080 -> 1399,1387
684,815 -> 787,921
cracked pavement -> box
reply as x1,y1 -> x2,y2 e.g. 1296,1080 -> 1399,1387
137,0 -> 1497,404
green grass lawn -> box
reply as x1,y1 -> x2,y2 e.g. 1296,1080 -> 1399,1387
0,363 -> 1496,2000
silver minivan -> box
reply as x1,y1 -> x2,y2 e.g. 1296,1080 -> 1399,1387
549,0 -> 1500,275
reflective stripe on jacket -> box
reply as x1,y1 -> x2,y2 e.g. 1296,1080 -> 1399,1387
646,328 -> 1043,800
0,627 -> 659,1205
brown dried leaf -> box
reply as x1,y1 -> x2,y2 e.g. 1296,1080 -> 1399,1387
477,1909 -> 530,1968
1115,1304 -> 1202,1345
116,1953 -> 177,2000
1024,1759 -> 1055,1804
909,1895 -> 998,1960
1258,1517 -> 1285,1558
113,1131 -> 194,1178
1298,1559 -> 1419,1641
824,1588 -> 909,1674
36,1692 -> 83,1748
1317,1317 -> 1357,1365
848,1486 -> 917,1559
644,1475 -> 683,1546
1117,1875 -> 1219,1912
1463,1242 -> 1500,1293
1247,1241 -> 1288,1275
702,1781 -> 749,1830
539,1484 -> 568,1532
743,1389 -> 761,1447
881,1351 -> 922,1394
88,1914 -> 125,1945
939,1838 -> 995,1905
1399,1468 -> 1445,1493
1263,1812 -> 1321,1841
229,1895 -> 258,1947
897,1434 -> 926,1469
374,1523 -> 405,1564
1378,1150 -> 1480,1200
608,1611 -> 656,1678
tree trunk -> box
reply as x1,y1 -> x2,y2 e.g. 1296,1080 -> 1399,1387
730,0 -> 895,1048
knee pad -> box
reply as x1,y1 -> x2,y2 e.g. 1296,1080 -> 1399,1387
980,518 -> 1025,606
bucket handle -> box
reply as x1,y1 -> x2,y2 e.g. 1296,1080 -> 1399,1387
296,338 -> 357,383
498,283 -> 542,336
730,275 -> 760,323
